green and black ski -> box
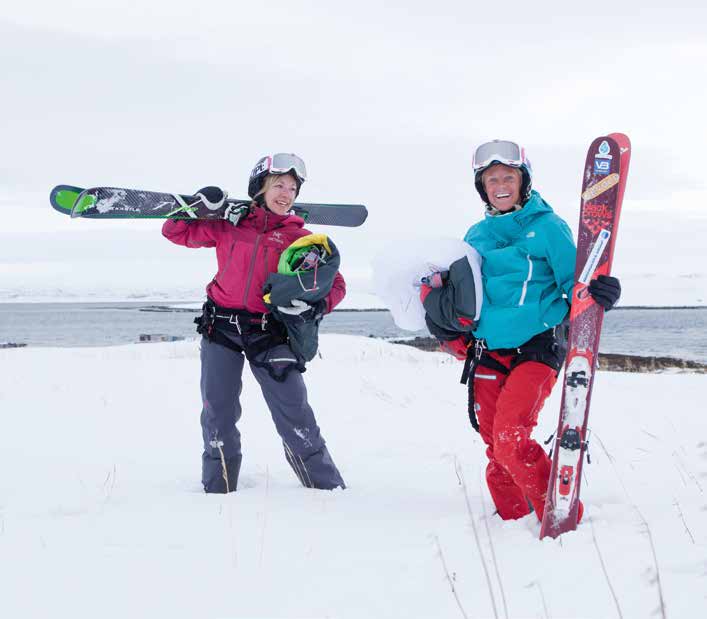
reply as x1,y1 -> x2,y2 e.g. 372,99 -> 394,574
50,185 -> 368,227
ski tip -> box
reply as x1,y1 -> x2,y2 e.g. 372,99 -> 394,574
590,133 -> 630,147
607,132 -> 630,142
607,132 -> 631,151
49,184 -> 84,215
70,188 -> 98,218
291,204 -> 368,227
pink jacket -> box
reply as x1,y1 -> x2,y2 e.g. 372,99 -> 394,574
162,207 -> 346,314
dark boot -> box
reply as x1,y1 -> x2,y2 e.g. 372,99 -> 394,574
202,452 -> 242,493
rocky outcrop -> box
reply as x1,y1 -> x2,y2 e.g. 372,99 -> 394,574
597,353 -> 706,373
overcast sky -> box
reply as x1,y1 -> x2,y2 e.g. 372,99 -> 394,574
2,1 -> 706,299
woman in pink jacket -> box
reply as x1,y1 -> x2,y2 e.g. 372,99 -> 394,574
163,154 -> 346,493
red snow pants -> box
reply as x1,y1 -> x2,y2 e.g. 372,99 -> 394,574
474,353 -> 556,521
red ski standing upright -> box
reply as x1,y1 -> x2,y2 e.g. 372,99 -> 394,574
540,133 -> 632,539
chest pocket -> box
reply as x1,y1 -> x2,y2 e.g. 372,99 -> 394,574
251,236 -> 288,296
264,244 -> 281,274
482,246 -> 535,307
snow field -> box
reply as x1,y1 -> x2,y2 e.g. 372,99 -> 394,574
0,335 -> 705,618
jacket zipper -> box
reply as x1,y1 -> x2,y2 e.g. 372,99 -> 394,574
215,239 -> 237,285
242,212 -> 268,305
519,255 -> 533,306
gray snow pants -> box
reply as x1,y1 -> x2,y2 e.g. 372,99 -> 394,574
199,332 -> 345,493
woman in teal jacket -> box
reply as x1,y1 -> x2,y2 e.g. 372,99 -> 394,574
464,189 -> 576,350
426,140 -> 620,523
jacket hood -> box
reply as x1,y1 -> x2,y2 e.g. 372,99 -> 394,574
245,205 -> 306,232
482,190 -> 554,242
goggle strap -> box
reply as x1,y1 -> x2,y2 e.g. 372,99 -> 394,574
473,141 -> 524,172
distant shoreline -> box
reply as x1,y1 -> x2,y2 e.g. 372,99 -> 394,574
1,300 -> 706,311
2,304 -> 705,366
333,306 -> 707,312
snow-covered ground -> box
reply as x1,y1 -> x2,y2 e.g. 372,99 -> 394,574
1,335 -> 705,618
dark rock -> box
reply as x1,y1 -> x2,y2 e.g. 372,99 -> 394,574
390,337 -> 707,374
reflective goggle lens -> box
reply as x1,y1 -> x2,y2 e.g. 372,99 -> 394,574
250,153 -> 307,183
473,140 -> 523,171
270,153 -> 307,182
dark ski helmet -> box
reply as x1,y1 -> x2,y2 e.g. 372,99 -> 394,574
247,153 -> 307,200
472,140 -> 533,205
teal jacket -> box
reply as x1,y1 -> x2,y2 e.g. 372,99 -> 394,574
463,191 -> 576,349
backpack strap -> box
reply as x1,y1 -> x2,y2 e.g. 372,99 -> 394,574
510,318 -> 569,374
460,320 -> 569,433
460,339 -> 511,432
195,300 -> 303,382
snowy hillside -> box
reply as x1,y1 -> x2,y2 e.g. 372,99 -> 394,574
1,335 -> 705,618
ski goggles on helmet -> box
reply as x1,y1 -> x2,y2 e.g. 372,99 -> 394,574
250,153 -> 307,183
472,140 -> 526,172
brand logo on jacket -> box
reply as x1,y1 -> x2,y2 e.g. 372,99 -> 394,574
269,231 -> 285,244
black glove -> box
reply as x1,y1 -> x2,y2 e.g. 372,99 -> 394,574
223,203 -> 249,227
195,186 -> 227,210
424,313 -> 461,342
588,274 -> 621,311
